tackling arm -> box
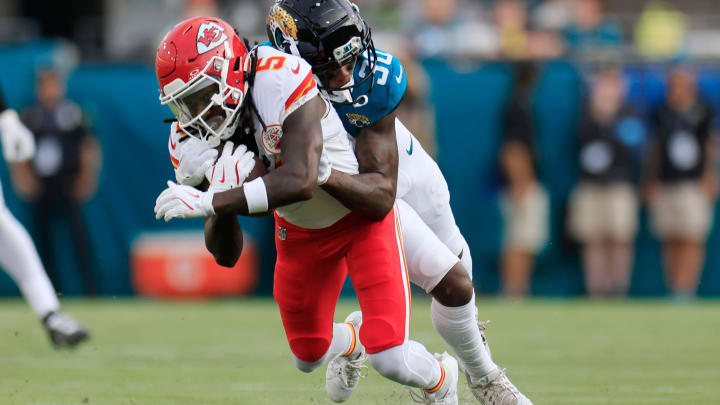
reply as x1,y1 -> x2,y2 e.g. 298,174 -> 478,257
212,95 -> 325,215
322,110 -> 398,220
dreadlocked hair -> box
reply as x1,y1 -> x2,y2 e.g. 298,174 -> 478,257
227,36 -> 263,156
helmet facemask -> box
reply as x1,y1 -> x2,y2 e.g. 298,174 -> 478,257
313,29 -> 377,106
160,53 -> 245,146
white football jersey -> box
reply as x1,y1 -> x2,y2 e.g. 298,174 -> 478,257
250,46 -> 358,229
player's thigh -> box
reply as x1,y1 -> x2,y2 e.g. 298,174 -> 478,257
396,199 -> 459,293
346,205 -> 410,354
397,137 -> 463,254
273,225 -> 347,357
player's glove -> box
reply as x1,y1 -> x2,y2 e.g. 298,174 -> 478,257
205,141 -> 255,193
174,135 -> 218,187
0,109 -> 36,162
154,181 -> 215,222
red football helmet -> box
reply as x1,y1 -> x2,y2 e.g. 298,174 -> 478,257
156,16 -> 249,144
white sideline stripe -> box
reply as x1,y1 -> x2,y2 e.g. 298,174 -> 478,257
393,203 -> 410,343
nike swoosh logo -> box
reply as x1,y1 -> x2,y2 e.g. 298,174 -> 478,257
406,136 -> 413,155
291,62 -> 300,75
219,168 -> 226,183
173,197 -> 195,210
395,65 -> 403,84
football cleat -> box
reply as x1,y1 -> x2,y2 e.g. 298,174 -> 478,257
326,311 -> 368,402
465,368 -> 533,405
43,312 -> 90,348
409,352 -> 459,405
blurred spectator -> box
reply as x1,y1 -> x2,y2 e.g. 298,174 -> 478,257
493,0 -> 563,60
11,69 -> 101,295
412,0 -> 498,58
499,62 -> 549,297
634,1 -> 687,61
533,0 -> 573,32
646,66 -> 717,299
184,0 -> 219,19
493,0 -> 529,59
392,49 -> 438,157
563,0 -> 622,58
568,67 -> 644,297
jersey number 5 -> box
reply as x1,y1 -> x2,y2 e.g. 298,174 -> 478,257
257,56 -> 286,72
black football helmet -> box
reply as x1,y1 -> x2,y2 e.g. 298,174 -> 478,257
266,0 -> 377,104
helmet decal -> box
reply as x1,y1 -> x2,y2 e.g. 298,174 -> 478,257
267,5 -> 298,41
196,21 -> 229,54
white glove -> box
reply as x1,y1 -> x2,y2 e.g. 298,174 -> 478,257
205,141 -> 256,193
175,137 -> 218,186
0,109 -> 35,162
317,146 -> 331,185
154,181 -> 215,222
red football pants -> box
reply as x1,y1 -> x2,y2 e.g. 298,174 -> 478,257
273,205 -> 411,362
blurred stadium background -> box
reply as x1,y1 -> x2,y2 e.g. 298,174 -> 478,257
1,0 -> 720,404
2,0 -> 720,298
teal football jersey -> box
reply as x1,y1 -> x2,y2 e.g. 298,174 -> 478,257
334,48 -> 407,138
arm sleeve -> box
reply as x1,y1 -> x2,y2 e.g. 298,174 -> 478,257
385,57 -> 407,113
251,53 -> 319,126
280,59 -> 318,123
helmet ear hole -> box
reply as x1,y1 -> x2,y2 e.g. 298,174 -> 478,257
271,28 -> 289,53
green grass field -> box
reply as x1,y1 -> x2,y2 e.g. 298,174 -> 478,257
1,298 -> 719,405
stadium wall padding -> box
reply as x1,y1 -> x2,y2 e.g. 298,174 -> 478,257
0,42 -> 718,297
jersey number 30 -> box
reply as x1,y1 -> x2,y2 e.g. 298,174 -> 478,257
358,50 -> 393,86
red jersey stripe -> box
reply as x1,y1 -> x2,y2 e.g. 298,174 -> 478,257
284,71 -> 316,112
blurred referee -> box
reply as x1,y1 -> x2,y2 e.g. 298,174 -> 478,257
0,84 -> 89,347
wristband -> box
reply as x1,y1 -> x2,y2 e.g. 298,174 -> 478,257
243,177 -> 269,214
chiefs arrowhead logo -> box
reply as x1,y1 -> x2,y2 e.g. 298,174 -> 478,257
197,22 -> 228,54
262,125 -> 283,155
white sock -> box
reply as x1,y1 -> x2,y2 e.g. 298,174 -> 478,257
328,322 -> 360,359
0,205 -> 59,318
431,294 -> 497,381
293,322 -> 355,372
368,341 -> 441,389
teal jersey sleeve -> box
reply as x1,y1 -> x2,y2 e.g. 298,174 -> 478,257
334,48 -> 407,138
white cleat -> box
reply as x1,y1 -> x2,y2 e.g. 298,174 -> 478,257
465,368 -> 533,405
43,312 -> 90,348
409,352 -> 459,405
325,311 -> 368,403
